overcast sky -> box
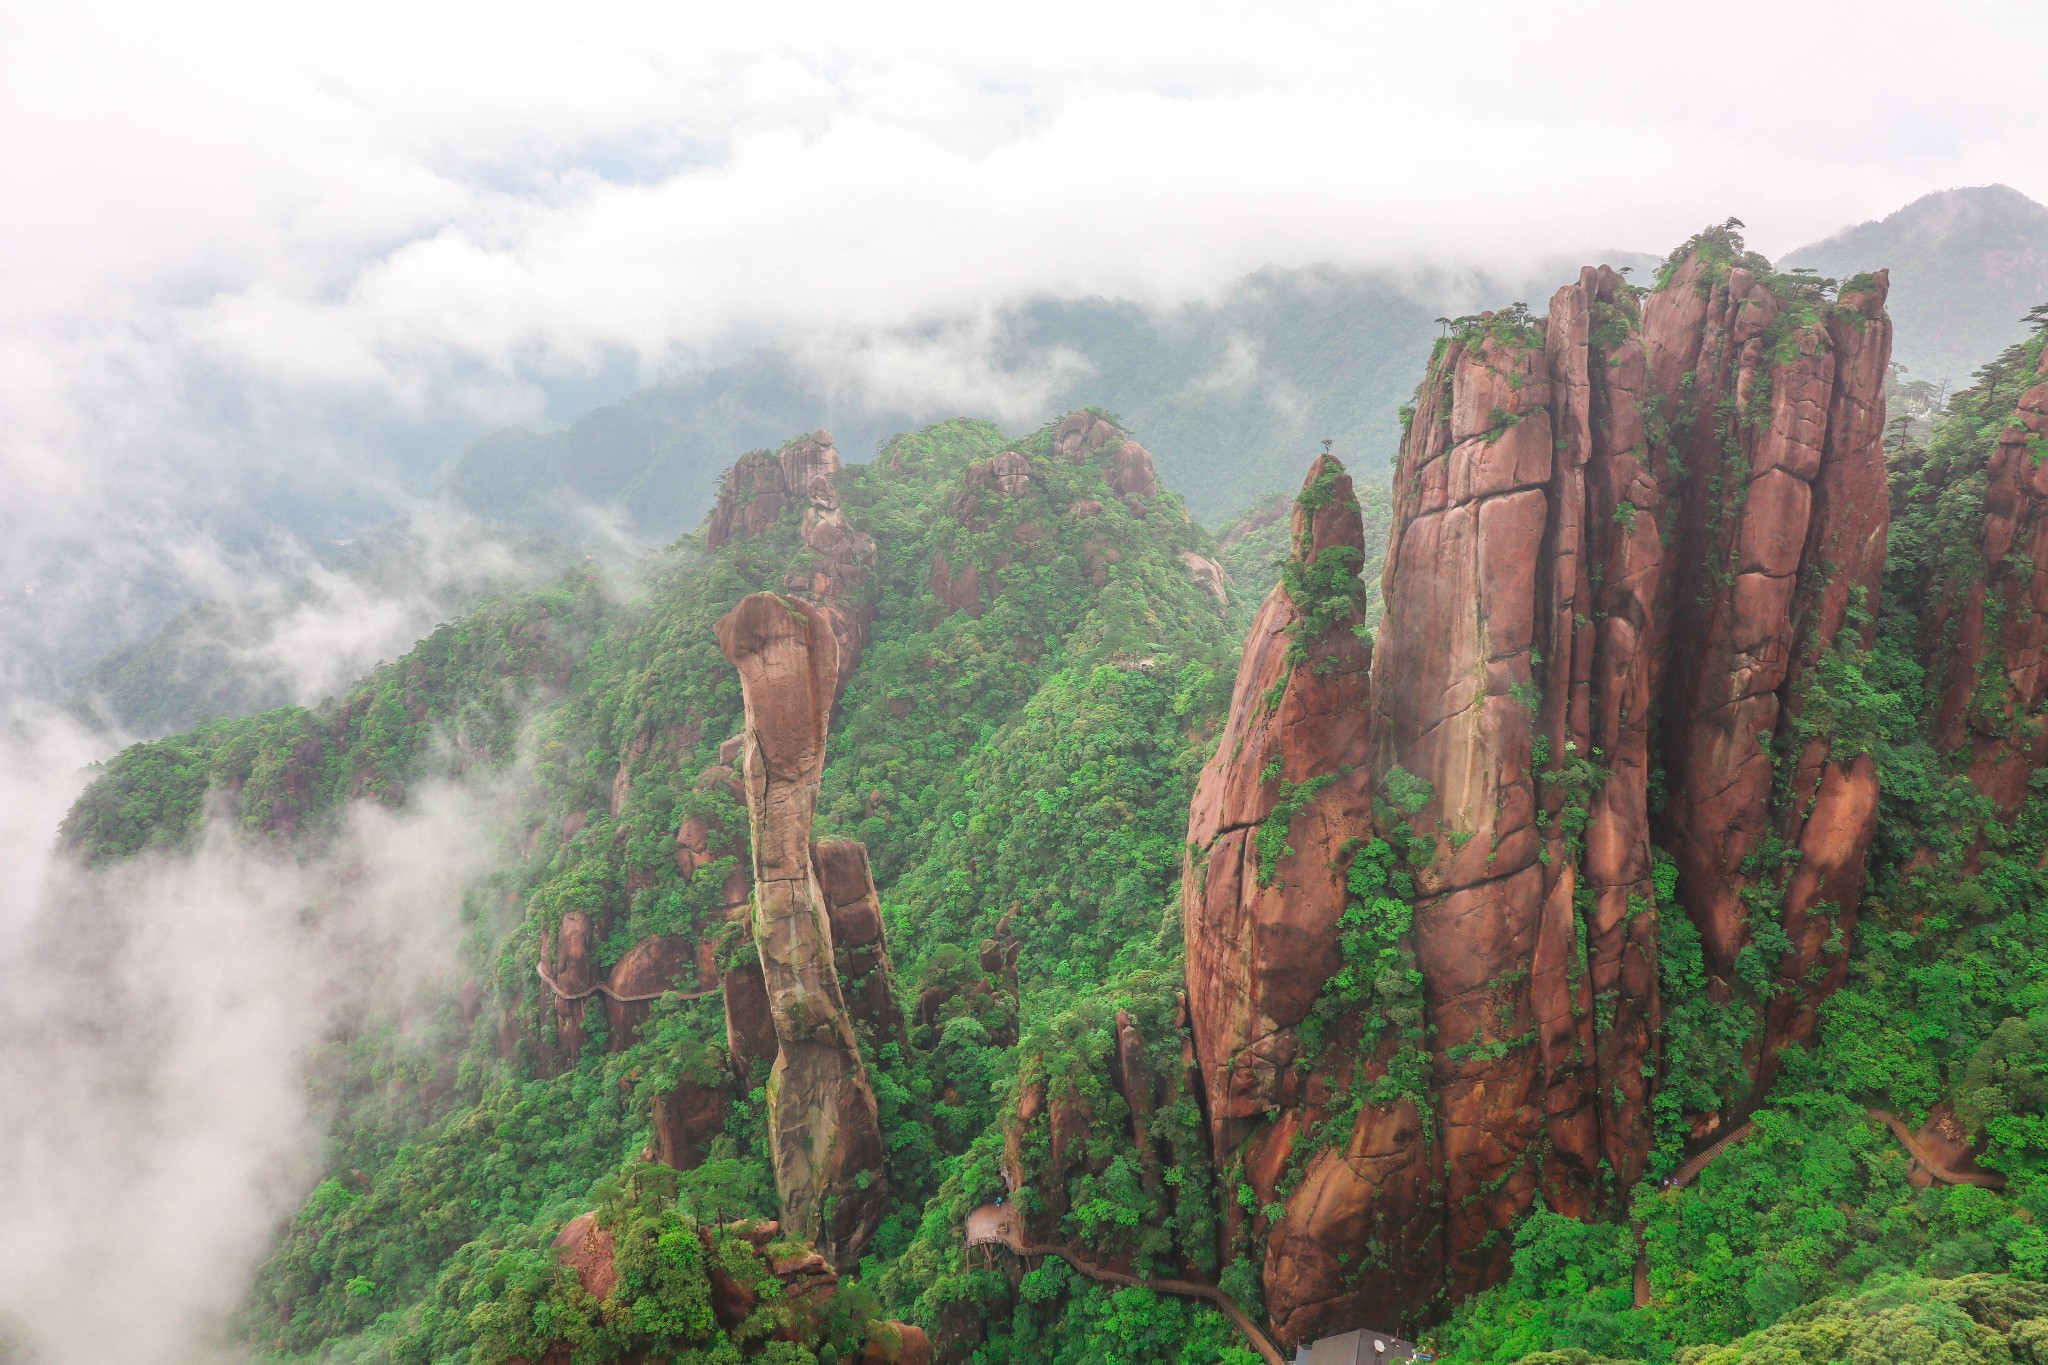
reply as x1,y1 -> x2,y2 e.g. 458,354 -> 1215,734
4,0 -> 2047,684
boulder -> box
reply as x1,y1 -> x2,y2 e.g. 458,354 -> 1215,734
550,1213 -> 617,1301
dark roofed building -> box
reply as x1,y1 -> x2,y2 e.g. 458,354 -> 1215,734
1294,1328 -> 1423,1364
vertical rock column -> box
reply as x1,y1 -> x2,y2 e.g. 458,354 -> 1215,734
1183,453 -> 1376,1153
1375,307 -> 1593,1295
716,592 -> 888,1263
1646,256 -> 1892,1083
1763,273 -> 1893,1070
1535,267 -> 1667,1196
815,838 -> 912,1058
1181,455 -> 1435,1341
1180,238 -> 1893,1341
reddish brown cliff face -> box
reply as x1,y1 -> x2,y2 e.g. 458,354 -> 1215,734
1179,454 -> 1440,1342
718,592 -> 889,1264
1928,353 -> 2048,814
1648,259 -> 1892,1076
1179,239 -> 1894,1341
706,431 -> 840,551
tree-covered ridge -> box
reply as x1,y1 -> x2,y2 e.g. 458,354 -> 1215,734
56,411 -> 1273,1364
62,520 -> 577,740
59,570 -> 604,862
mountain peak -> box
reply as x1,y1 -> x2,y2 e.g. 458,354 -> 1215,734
1784,184 -> 2048,388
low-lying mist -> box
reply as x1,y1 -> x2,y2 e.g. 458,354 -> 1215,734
59,503 -> 578,739
0,693 -> 526,1363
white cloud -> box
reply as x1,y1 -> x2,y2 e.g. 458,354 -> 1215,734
3,0 -> 2047,683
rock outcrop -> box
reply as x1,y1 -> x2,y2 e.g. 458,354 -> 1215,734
717,592 -> 889,1264
1183,454 -> 1433,1341
651,1076 -> 731,1171
790,469 -> 878,695
706,431 -> 840,551
527,1209 -> 928,1362
1179,234 -> 1895,1341
1183,454 -> 1375,1157
952,450 -> 1036,528
725,954 -> 781,1081
1053,410 -> 1122,461
551,1212 -> 619,1300
928,552 -> 984,620
1109,439 -> 1159,504
704,431 -> 877,698
1179,550 -> 1229,613
1649,261 -> 1893,1077
541,910 -> 597,1061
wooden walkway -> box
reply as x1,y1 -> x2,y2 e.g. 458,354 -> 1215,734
1663,1110 -> 2005,1191
1633,1105 -> 2005,1306
965,1204 -> 1286,1365
534,960 -> 723,1004
1670,1119 -> 1757,1188
1868,1108 -> 2006,1189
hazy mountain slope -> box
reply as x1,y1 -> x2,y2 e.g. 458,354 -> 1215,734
1784,183 -> 2048,392
440,349 -> 928,542
65,520 -> 577,738
440,254 -> 1658,537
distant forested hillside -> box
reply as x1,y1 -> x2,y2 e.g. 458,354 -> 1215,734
439,254 -> 1658,538
1785,183 -> 2048,394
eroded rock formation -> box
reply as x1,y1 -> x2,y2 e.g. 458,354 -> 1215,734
1649,261 -> 1893,1075
1053,410 -> 1122,461
1180,236 -> 1895,1341
1183,454 -> 1433,1341
816,838 -> 911,1056
706,431 -> 840,551
1183,453 -> 1375,1157
790,470 -> 878,694
717,591 -> 889,1263
952,450 -> 1036,527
